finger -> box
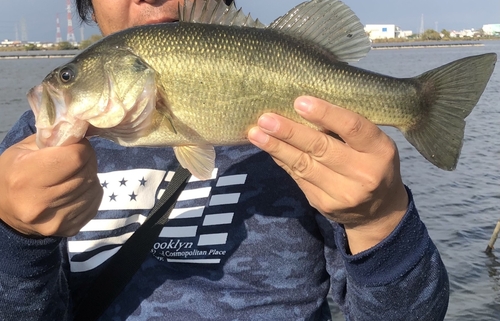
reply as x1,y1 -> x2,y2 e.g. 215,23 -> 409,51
271,157 -> 370,222
31,179 -> 103,236
20,139 -> 96,187
43,169 -> 102,209
61,192 -> 103,236
248,123 -> 345,191
271,154 -> 336,206
248,113 -> 355,174
55,186 -> 104,237
294,96 -> 391,154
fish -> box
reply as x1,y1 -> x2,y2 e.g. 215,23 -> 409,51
27,0 -> 497,180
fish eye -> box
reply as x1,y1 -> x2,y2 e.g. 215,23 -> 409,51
59,67 -> 75,83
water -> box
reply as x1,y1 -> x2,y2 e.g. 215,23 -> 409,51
351,42 -> 500,321
0,42 -> 499,320
0,58 -> 67,138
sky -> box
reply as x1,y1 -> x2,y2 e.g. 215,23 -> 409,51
0,0 -> 498,43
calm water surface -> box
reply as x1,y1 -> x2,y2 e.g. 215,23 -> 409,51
0,42 -> 499,320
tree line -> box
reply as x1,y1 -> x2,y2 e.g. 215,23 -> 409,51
15,34 -> 103,51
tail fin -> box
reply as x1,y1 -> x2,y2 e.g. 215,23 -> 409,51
403,53 -> 496,170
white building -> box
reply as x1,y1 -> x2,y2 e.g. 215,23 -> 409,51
482,24 -> 500,36
364,24 -> 411,40
450,29 -> 476,38
0,39 -> 22,46
399,30 -> 413,38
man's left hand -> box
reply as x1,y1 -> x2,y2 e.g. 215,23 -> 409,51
248,96 -> 409,254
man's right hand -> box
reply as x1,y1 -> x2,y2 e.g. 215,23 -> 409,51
0,135 -> 103,237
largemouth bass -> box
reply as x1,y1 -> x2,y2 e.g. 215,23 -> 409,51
28,0 -> 496,180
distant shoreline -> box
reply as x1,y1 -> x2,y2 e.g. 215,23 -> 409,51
0,50 -> 80,60
0,53 -> 76,59
372,42 -> 485,50
0,41 -> 490,59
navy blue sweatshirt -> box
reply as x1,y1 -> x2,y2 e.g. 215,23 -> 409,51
0,111 -> 449,320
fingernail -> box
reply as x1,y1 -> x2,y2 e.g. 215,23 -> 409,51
248,127 -> 269,145
295,97 -> 313,114
258,114 -> 279,133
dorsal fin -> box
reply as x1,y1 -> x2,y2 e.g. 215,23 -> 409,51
179,0 -> 266,28
269,0 -> 371,63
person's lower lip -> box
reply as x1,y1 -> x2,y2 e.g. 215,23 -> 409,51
145,19 -> 179,24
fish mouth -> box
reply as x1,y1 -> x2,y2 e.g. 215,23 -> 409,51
27,85 -> 44,119
27,83 -> 89,148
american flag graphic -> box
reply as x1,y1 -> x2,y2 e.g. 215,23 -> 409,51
68,168 -> 247,272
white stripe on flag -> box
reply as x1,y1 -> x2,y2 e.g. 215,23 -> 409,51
68,232 -> 134,253
198,233 -> 228,246
159,226 -> 198,238
164,169 -> 218,182
157,187 -> 212,201
203,213 -> 234,226
209,193 -> 240,206
216,174 -> 247,187
169,206 -> 205,219
178,187 -> 212,201
70,246 -> 121,272
80,214 -> 147,232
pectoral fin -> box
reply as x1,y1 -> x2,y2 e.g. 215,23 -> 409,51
173,145 -> 216,180
155,83 -> 177,134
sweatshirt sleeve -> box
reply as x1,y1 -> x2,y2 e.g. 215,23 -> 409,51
0,110 -> 37,150
0,221 -> 70,321
322,186 -> 449,321
0,111 -> 71,321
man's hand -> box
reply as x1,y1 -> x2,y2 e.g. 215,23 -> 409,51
0,135 -> 103,237
248,96 -> 409,254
